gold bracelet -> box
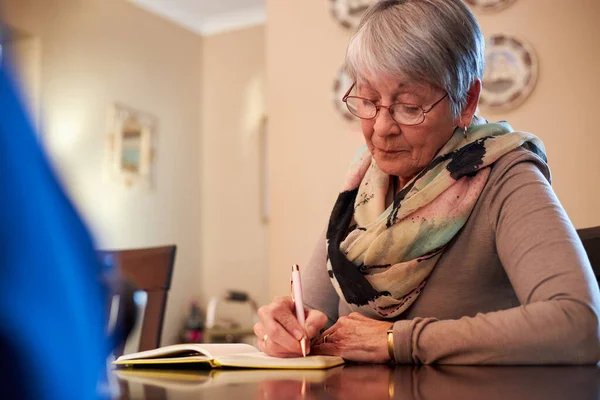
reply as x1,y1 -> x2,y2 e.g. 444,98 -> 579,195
386,326 -> 395,362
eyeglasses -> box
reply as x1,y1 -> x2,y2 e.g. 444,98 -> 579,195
342,82 -> 448,126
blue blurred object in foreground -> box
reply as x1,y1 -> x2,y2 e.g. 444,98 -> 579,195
0,53 -> 109,398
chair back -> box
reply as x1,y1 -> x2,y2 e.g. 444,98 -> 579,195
577,227 -> 600,284
99,245 -> 176,353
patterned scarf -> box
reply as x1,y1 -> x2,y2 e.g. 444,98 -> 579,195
326,120 -> 546,319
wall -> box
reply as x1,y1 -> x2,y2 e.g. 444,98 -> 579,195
266,0 -> 363,298
200,25 -> 268,324
2,33 -> 41,129
475,0 -> 600,228
2,0 -> 203,345
266,0 -> 600,297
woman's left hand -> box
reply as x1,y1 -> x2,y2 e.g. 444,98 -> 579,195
311,312 -> 392,363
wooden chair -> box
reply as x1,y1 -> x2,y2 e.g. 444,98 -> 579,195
99,245 -> 176,353
577,226 -> 600,284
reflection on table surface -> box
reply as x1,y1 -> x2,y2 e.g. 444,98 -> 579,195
112,363 -> 600,400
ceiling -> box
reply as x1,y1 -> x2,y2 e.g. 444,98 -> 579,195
129,0 -> 265,36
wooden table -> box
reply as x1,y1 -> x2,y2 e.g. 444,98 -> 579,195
111,364 -> 599,399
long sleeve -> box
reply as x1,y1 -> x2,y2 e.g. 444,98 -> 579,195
303,228 -> 340,327
392,157 -> 600,364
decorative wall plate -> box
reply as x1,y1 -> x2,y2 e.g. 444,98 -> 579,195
464,0 -> 518,13
479,34 -> 538,112
329,0 -> 377,29
332,66 -> 355,121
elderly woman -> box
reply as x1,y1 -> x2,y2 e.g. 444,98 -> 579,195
254,0 -> 600,364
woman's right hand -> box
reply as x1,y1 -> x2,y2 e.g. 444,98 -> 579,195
254,296 -> 328,357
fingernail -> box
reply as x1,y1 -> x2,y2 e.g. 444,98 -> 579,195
293,329 -> 303,340
306,325 -> 317,338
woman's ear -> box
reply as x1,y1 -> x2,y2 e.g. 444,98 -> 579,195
459,79 -> 481,126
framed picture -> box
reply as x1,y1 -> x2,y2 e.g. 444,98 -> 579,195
105,104 -> 156,188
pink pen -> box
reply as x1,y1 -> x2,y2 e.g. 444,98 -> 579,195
291,264 -> 308,357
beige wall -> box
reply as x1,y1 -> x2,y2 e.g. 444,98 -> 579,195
475,0 -> 600,228
3,35 -> 42,129
2,0 -> 203,345
266,0 -> 600,297
266,0 -> 364,299
200,26 -> 267,324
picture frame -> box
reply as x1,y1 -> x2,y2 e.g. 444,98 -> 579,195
105,104 -> 156,188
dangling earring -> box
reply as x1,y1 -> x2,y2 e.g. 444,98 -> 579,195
463,125 -> 468,138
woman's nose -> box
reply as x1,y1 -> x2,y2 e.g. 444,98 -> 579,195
373,107 -> 400,136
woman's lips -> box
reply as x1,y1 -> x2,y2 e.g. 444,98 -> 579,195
374,147 -> 406,155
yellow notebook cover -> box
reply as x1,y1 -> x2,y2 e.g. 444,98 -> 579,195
113,343 -> 345,370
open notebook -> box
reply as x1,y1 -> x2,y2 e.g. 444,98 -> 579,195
113,343 -> 345,370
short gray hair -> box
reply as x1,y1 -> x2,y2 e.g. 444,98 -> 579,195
345,0 -> 485,119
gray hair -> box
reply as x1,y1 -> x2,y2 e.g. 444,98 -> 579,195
345,0 -> 485,119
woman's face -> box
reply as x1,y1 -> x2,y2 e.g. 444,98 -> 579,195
356,73 -> 459,181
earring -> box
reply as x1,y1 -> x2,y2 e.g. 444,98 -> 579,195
463,125 -> 468,138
